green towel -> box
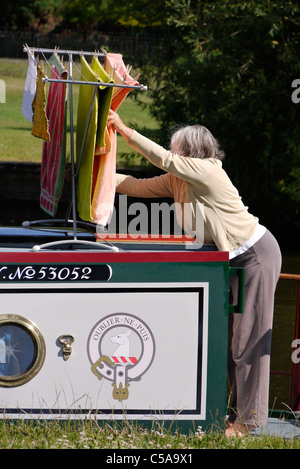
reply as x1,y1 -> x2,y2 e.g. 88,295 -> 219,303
92,56 -> 114,151
76,56 -> 113,221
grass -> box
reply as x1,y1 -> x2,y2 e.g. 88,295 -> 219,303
0,417 -> 299,449
0,57 -> 159,165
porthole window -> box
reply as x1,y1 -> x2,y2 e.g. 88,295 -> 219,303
0,315 -> 46,387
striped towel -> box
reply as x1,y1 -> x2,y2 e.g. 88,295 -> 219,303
40,54 -> 68,216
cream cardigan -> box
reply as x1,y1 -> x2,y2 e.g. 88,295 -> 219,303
116,130 -> 259,252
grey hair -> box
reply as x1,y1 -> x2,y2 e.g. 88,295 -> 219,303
170,125 -> 224,160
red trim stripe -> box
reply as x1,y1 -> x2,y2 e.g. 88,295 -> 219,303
0,251 -> 228,263
96,234 -> 196,243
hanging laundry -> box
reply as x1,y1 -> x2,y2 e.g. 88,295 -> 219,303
91,53 -> 140,226
90,55 -> 117,227
104,53 -> 140,111
76,56 -> 113,222
91,122 -> 117,226
22,48 -> 37,123
31,65 -> 50,141
93,56 -> 114,157
40,53 -> 68,216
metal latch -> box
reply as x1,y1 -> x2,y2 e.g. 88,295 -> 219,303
229,267 -> 245,314
58,335 -> 75,360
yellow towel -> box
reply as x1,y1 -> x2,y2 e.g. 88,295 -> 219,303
31,65 -> 50,141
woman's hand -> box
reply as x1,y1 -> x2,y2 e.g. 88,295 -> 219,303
107,110 -> 134,141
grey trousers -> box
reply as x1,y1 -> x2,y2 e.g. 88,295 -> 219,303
228,229 -> 282,427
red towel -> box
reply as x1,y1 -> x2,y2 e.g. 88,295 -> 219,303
40,67 -> 67,216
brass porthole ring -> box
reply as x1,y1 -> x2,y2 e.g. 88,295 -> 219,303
0,314 -> 46,387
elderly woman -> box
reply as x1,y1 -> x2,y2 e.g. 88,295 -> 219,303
107,109 -> 282,437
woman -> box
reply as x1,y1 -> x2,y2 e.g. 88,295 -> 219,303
107,109 -> 282,437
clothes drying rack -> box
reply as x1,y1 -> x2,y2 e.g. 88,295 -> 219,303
22,46 -> 147,251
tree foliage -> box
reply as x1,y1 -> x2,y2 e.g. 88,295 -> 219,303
138,0 -> 300,235
0,0 -> 167,31
1,0 -> 299,237
1,0 -> 64,32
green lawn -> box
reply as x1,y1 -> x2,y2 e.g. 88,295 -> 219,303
0,58 -> 158,165
0,417 -> 299,449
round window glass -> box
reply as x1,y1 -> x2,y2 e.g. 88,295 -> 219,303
0,324 -> 36,377
0,315 -> 46,387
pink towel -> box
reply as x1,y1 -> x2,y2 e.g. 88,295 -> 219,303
40,66 -> 67,216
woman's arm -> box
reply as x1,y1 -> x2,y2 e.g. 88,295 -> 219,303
116,172 -> 174,198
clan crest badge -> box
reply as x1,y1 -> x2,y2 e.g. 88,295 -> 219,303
87,313 -> 155,402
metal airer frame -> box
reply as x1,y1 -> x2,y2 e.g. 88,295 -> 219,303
22,46 -> 147,251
